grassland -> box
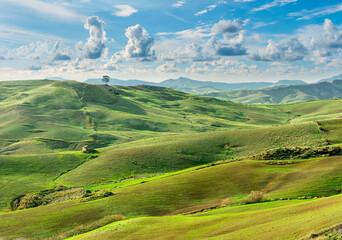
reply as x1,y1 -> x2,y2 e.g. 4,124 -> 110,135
1,155 -> 342,239
1,79 -> 342,239
1,79 -> 340,155
0,152 -> 90,210
57,122 -> 326,186
68,194 -> 342,240
274,99 -> 342,123
0,80 -> 293,155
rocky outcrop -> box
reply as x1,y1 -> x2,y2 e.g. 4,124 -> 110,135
82,145 -> 94,153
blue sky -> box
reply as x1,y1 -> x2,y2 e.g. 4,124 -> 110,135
0,0 -> 342,82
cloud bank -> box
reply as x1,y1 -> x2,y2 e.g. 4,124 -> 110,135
250,38 -> 308,62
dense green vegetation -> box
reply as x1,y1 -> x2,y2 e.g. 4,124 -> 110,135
1,79 -> 342,240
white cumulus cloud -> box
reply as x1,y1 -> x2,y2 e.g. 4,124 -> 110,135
50,42 -> 73,61
210,19 -> 248,57
296,19 -> 342,65
212,19 -> 246,35
3,41 -> 60,61
102,53 -> 122,71
156,62 -> 178,73
77,16 -> 106,59
208,36 -> 247,56
249,38 -> 308,62
323,19 -> 342,48
124,24 -> 155,61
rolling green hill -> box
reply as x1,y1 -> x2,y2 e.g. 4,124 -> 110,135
0,152 -> 90,210
56,122 -> 326,186
68,194 -> 342,240
1,155 -> 342,239
0,120 -> 327,210
2,79 -> 341,156
274,99 -> 342,123
201,80 -> 342,104
0,80 -> 294,155
1,79 -> 342,240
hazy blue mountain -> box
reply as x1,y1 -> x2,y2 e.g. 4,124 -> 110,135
271,80 -> 307,87
158,77 -> 273,93
45,77 -> 67,81
201,80 -> 342,104
84,77 -> 308,94
317,74 -> 342,83
85,78 -> 157,86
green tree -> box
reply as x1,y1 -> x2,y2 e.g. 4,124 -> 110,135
102,75 -> 110,86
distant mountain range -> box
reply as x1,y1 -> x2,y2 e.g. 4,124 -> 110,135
53,73 -> 342,104
84,77 -> 308,94
200,80 -> 342,104
316,73 -> 342,83
45,77 -> 68,81
270,80 -> 307,86
85,78 -> 156,87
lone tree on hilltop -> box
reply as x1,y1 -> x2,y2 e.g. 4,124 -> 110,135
102,75 -> 110,86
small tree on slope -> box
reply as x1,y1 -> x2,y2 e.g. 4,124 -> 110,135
102,75 -> 110,86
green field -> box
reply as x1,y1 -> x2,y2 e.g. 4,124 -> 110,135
1,80 -> 342,240
0,153 -> 90,210
68,195 -> 342,240
1,156 -> 342,239
56,122 -> 326,186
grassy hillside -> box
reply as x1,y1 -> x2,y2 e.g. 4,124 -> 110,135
57,122 -> 326,186
1,79 -> 340,156
0,80 -> 292,155
201,80 -> 342,104
1,155 -> 342,239
68,194 -> 342,240
0,152 -> 90,210
274,99 -> 342,123
1,79 -> 342,240
0,120 -> 326,211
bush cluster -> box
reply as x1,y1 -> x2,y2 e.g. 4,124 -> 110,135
252,146 -> 341,160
